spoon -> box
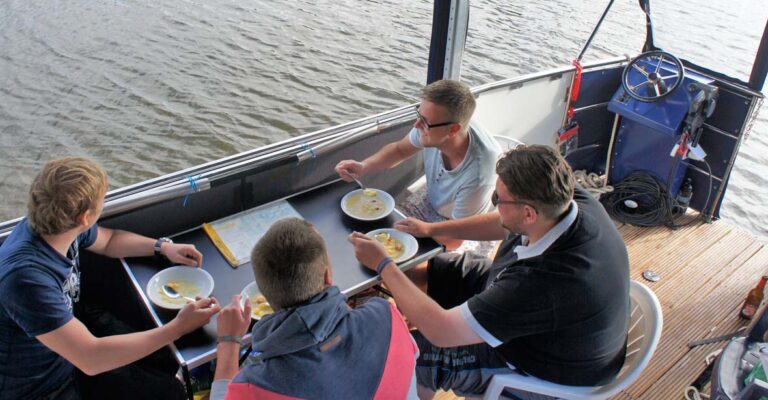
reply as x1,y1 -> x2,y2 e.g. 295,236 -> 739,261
162,284 -> 196,302
347,173 -> 366,191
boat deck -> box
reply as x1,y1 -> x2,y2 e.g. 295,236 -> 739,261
435,217 -> 768,400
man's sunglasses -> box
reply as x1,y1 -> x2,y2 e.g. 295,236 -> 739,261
415,106 -> 456,130
491,191 -> 537,213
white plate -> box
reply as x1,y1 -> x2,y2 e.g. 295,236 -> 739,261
146,266 -> 214,310
240,281 -> 274,320
366,228 -> 419,263
340,188 -> 395,221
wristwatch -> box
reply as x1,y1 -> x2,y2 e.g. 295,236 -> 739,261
154,237 -> 173,256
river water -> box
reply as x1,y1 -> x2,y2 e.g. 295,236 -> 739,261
1,0 -> 766,239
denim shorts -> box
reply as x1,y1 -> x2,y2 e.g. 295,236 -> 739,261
413,330 -> 511,396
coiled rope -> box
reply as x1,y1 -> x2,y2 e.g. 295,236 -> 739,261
683,349 -> 722,400
573,170 -> 612,198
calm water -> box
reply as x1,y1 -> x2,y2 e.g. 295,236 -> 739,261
1,0 -> 766,239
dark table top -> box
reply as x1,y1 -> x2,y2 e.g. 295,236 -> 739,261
121,180 -> 443,368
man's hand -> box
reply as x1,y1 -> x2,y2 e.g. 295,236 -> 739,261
217,295 -> 252,337
169,297 -> 221,338
347,231 -> 389,271
394,217 -> 433,238
335,160 -> 365,182
162,243 -> 203,267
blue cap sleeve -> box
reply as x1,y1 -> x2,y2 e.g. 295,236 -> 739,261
77,224 -> 98,249
408,128 -> 424,149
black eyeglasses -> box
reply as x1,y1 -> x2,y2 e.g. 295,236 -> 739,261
415,106 -> 456,130
491,191 -> 537,212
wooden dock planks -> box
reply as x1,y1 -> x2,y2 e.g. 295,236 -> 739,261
628,238 -> 768,399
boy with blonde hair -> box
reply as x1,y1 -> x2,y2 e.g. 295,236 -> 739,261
0,157 -> 221,399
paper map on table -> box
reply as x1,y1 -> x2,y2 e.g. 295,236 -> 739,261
203,200 -> 302,267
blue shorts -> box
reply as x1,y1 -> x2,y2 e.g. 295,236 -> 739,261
415,252 -> 510,395
417,252 -> 560,400
426,251 -> 492,309
414,332 -> 559,400
413,331 -> 511,396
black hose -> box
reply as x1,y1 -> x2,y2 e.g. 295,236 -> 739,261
600,172 -> 675,227
600,162 -> 713,228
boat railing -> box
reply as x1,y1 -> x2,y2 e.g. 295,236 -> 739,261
0,106 -> 418,238
472,55 -> 630,96
103,103 -> 419,199
7,54 -> 759,239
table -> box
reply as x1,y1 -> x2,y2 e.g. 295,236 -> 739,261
120,180 -> 443,398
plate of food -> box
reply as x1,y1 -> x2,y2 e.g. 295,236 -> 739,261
241,281 -> 275,320
366,228 -> 418,263
340,188 -> 395,221
146,266 -> 214,310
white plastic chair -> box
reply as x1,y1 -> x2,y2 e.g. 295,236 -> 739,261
483,280 -> 663,400
493,135 -> 525,151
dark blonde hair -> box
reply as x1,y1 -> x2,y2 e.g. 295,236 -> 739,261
496,145 -> 575,220
27,157 -> 108,235
250,218 -> 329,310
421,80 -> 476,128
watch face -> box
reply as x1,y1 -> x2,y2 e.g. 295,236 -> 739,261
155,238 -> 172,254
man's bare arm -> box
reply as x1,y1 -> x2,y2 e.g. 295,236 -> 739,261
348,232 -> 483,347
335,136 -> 420,179
37,298 -> 220,376
395,211 -> 508,242
361,136 -> 420,174
380,262 -> 484,347
86,227 -> 153,258
87,227 -> 203,267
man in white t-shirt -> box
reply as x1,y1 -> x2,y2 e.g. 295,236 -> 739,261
335,80 -> 500,250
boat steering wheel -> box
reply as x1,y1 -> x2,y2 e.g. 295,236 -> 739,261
621,50 -> 684,102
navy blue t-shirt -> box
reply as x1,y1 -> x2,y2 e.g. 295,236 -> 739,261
0,219 -> 98,399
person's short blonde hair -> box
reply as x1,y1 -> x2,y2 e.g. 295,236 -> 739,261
27,157 -> 108,235
421,80 -> 476,128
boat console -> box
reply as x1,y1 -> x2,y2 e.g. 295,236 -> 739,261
608,51 -> 718,197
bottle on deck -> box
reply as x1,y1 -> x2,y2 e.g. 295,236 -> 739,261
674,178 -> 693,215
741,275 -> 768,320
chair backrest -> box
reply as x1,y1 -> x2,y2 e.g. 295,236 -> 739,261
483,280 -> 663,400
592,280 -> 664,397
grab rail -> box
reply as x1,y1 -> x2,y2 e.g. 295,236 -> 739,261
0,110 -> 417,238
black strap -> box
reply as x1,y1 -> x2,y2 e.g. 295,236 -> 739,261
691,361 -> 716,391
637,0 -> 658,52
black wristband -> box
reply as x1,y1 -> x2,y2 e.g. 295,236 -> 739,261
376,257 -> 394,275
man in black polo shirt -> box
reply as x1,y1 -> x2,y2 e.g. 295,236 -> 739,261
348,144 -> 630,398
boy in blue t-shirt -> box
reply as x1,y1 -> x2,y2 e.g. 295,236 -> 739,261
0,157 -> 222,399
